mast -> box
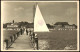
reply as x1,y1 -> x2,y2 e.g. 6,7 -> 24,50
33,3 -> 37,18
33,3 -> 37,32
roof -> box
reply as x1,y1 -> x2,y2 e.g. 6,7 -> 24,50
54,22 -> 69,25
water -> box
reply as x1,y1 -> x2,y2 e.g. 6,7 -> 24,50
3,29 -> 19,40
38,40 -> 49,50
37,30 -> 77,50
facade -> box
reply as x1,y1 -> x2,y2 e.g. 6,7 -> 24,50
7,23 -> 18,28
7,20 -> 20,30
64,25 -> 76,29
54,22 -> 77,30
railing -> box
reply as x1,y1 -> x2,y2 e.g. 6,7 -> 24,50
4,29 -> 25,50
29,32 -> 38,50
4,29 -> 39,50
26,29 -> 39,50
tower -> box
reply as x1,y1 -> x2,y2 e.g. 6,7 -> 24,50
13,20 -> 14,23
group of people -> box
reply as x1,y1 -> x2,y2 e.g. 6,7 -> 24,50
26,28 -> 37,38
26,28 -> 32,35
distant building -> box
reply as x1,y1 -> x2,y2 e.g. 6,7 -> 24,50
7,23 -> 19,28
64,25 -> 77,29
7,20 -> 19,30
54,22 -> 77,30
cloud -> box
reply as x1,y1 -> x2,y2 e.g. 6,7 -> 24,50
14,7 -> 24,11
3,2 -> 77,25
66,8 -> 77,16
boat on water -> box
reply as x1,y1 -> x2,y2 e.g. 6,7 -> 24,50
34,4 -> 49,32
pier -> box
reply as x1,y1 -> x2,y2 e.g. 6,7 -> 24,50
4,29 -> 38,50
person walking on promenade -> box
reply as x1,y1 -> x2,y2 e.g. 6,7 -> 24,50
29,30 -> 32,35
26,28 -> 28,35
33,32 -> 35,39
20,28 -> 22,35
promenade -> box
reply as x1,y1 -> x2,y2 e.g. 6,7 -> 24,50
8,30 -> 34,50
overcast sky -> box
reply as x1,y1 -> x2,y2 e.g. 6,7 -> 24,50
2,2 -> 77,25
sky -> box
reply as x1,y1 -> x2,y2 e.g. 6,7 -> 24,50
2,2 -> 77,25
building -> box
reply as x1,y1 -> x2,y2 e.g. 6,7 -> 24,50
53,22 -> 77,30
64,25 -> 76,29
7,23 -> 19,28
7,20 -> 20,30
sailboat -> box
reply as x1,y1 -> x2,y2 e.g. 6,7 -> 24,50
34,4 -> 49,32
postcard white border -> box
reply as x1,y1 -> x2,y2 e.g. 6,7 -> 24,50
1,1 -> 79,51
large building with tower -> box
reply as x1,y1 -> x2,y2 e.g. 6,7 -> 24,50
7,20 -> 19,30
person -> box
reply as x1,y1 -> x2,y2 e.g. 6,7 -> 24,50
33,32 -> 35,39
29,30 -> 32,35
35,33 -> 37,38
26,29 -> 28,35
20,28 -> 22,35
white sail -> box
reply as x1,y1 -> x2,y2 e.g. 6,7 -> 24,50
34,4 -> 49,32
